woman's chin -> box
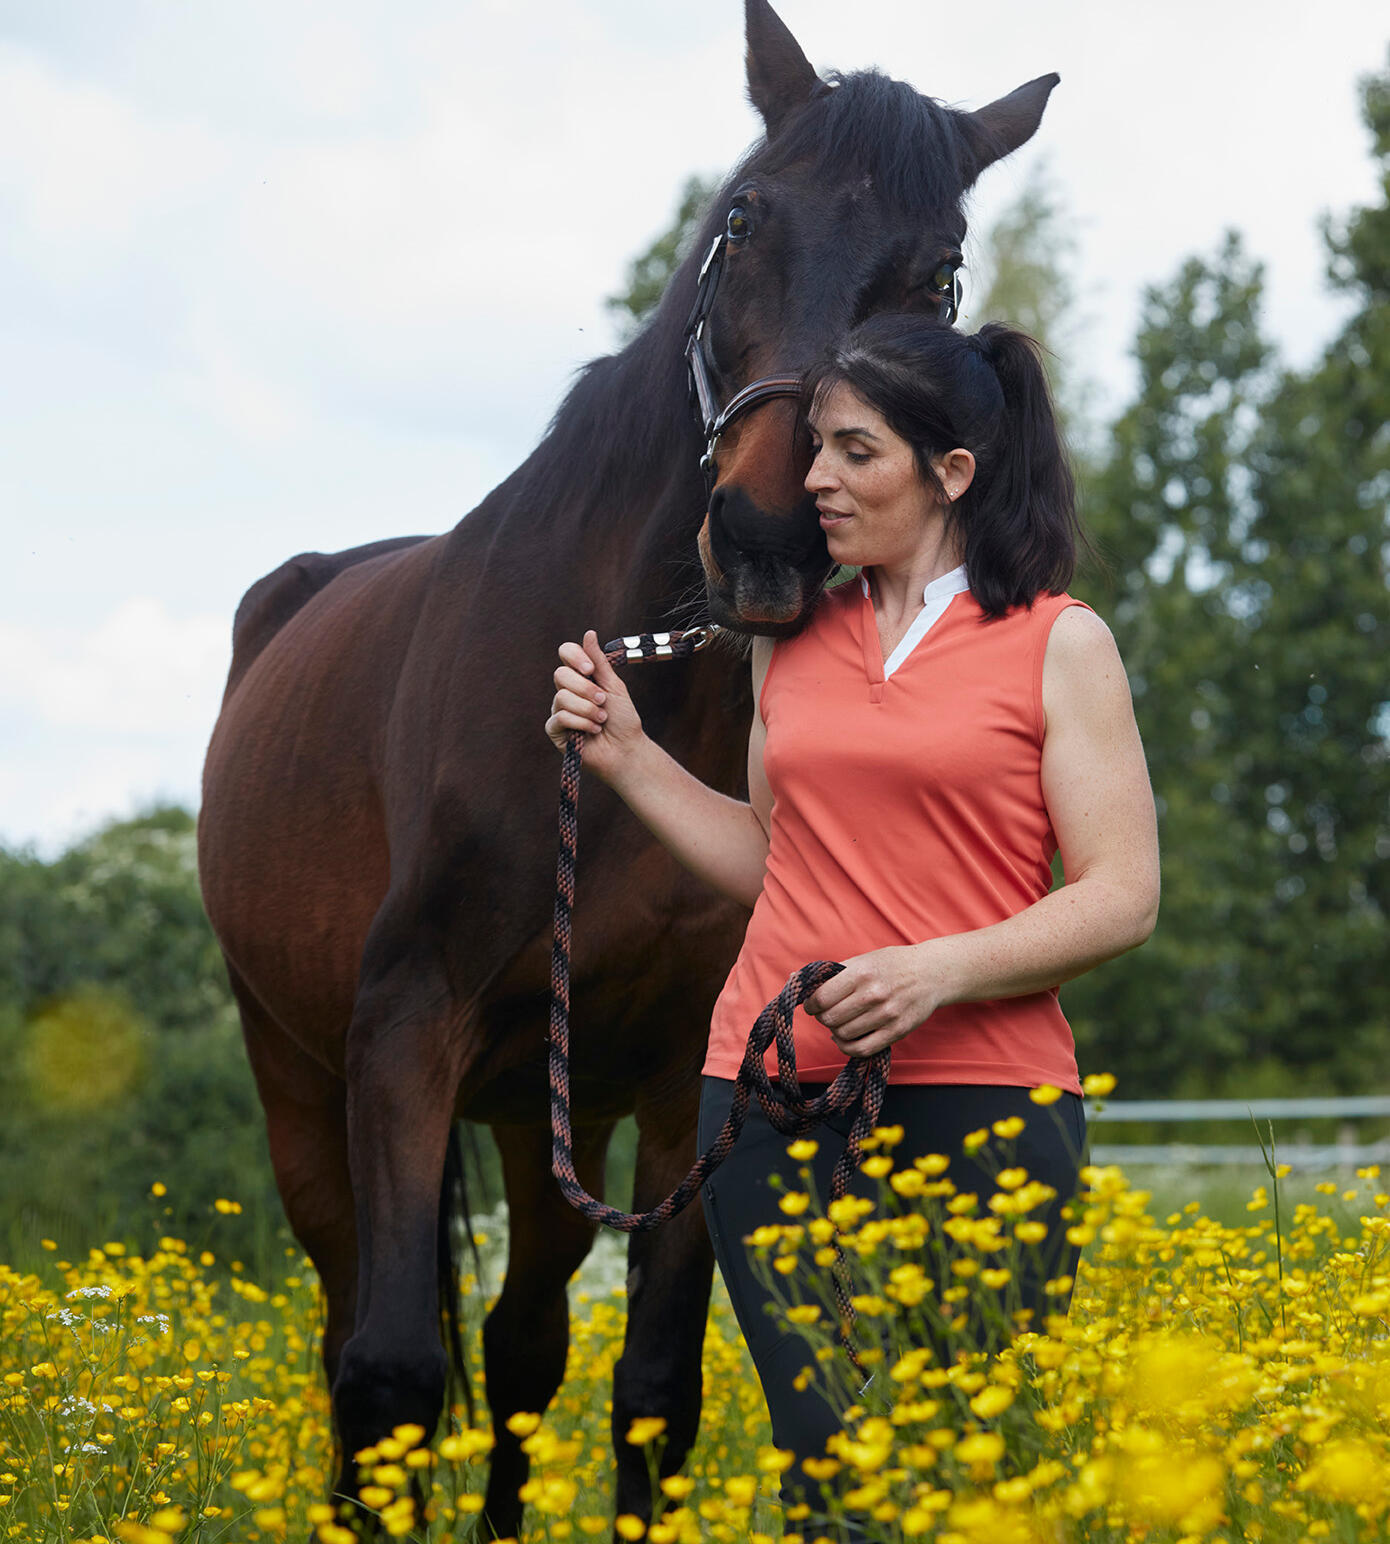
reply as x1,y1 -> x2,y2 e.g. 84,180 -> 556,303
823,532 -> 859,567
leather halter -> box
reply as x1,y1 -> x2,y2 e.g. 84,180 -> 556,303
683,232 -> 802,494
683,228 -> 963,494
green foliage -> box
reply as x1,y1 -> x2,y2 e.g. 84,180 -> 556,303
605,174 -> 719,337
0,808 -> 280,1269
1067,58 -> 1390,1092
972,176 -> 1075,341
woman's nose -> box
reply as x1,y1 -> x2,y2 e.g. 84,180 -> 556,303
804,449 -> 835,494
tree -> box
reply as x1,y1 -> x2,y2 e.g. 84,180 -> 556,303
0,809 -> 280,1264
1066,57 -> 1390,1094
1224,56 -> 1390,1086
970,168 -> 1093,442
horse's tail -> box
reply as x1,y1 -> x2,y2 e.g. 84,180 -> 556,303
436,1123 -> 486,1430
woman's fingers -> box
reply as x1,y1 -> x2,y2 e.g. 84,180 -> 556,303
802,969 -> 858,1021
583,630 -> 625,691
548,709 -> 600,736
838,1026 -> 898,1059
553,663 -> 606,705
549,628 -> 645,769
557,639 -> 595,675
553,687 -> 607,724
828,1005 -> 893,1042
556,633 -> 623,700
819,997 -> 887,1038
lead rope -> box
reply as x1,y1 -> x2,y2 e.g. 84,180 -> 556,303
547,626 -> 893,1374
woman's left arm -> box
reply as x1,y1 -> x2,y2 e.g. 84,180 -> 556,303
805,606 -> 1160,1058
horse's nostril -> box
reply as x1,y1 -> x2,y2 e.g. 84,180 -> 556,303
705,487 -> 744,566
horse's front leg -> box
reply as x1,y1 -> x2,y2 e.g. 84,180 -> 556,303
330,952 -> 469,1502
481,1118 -> 614,1540
611,1073 -> 716,1522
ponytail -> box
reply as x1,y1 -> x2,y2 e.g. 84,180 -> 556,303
802,314 -> 1083,617
963,323 -> 1080,616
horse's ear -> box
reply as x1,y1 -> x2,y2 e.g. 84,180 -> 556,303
745,0 -> 822,139
958,73 -> 1060,183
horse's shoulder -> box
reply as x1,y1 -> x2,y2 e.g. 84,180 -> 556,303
229,535 -> 432,686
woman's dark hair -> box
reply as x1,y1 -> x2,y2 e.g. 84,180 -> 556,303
801,314 -> 1082,618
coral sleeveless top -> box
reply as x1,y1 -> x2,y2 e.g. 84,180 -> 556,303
703,576 -> 1086,1094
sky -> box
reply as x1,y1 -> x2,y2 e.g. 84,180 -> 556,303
1,0 -> 1386,853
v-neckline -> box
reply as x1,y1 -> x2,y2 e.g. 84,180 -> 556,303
854,572 -> 967,703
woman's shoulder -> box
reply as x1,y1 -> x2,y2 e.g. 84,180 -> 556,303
976,588 -> 1104,636
1040,602 -> 1131,726
1039,596 -> 1114,653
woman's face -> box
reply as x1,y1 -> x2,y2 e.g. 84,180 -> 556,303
804,382 -> 960,571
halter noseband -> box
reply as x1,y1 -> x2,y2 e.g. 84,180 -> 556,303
682,227 -> 962,494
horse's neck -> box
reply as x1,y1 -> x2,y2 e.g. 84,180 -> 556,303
488,319 -> 706,618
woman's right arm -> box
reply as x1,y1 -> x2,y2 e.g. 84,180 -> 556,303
546,630 -> 774,909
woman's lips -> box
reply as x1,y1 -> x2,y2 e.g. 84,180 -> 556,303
817,508 -> 851,528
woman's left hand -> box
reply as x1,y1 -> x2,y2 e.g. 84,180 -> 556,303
802,942 -> 955,1059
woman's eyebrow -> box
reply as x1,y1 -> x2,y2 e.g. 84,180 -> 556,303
833,426 -> 881,441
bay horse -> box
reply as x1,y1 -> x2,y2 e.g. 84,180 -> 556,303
197,2 -> 1057,1533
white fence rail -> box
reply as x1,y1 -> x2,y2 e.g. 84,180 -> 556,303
1086,1095 -> 1390,1170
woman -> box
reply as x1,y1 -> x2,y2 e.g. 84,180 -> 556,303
546,314 -> 1159,1509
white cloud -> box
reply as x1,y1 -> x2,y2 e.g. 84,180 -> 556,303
0,599 -> 228,737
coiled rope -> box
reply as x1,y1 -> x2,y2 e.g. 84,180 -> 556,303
547,626 -> 892,1365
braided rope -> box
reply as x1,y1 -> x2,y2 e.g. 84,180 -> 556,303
547,627 -> 892,1366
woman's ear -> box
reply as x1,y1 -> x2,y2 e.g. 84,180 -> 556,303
934,448 -> 977,502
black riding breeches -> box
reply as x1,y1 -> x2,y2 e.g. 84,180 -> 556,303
698,1076 -> 1087,1532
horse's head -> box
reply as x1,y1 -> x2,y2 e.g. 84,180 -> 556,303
693,0 -> 1059,635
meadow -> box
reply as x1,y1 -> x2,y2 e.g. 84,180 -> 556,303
3,1081 -> 1388,1544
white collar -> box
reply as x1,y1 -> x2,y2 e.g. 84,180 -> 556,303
859,563 -> 971,681
858,563 -> 971,604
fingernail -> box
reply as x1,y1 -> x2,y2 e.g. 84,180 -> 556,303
595,691 -> 606,704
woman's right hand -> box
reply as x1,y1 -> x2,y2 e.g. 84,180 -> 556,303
546,630 -> 645,783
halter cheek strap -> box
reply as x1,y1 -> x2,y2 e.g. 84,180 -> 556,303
683,233 -> 804,494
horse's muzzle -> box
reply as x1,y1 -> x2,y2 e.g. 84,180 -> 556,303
700,485 -> 829,635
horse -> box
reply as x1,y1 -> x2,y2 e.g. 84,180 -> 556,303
197,2 -> 1056,1533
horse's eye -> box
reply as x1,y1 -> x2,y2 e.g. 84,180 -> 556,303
932,263 -> 957,293
726,207 -> 752,242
